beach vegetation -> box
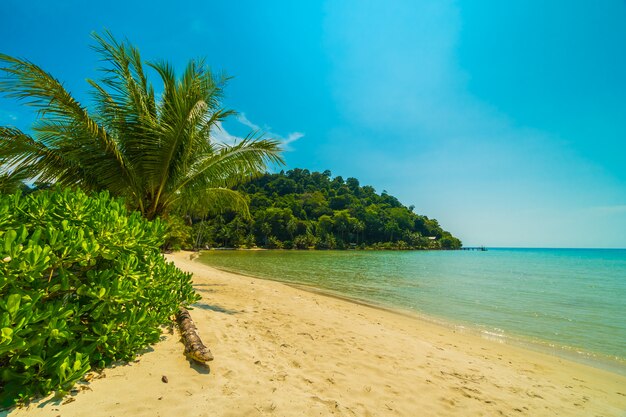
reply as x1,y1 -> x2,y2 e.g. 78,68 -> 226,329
0,188 -> 199,406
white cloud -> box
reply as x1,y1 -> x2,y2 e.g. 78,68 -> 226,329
236,113 -> 261,131
211,121 -> 242,146
282,132 -> 305,148
214,112 -> 304,151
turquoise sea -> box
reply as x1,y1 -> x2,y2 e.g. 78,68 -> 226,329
197,248 -> 626,372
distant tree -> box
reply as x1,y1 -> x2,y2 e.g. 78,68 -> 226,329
346,177 -> 360,193
199,169 -> 461,250
286,217 -> 298,239
317,215 -> 334,237
351,219 -> 365,244
332,210 -> 353,241
329,193 -> 352,210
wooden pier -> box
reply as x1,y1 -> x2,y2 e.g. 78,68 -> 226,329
460,246 -> 487,251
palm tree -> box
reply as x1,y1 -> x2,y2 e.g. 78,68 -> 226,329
0,31 -> 283,219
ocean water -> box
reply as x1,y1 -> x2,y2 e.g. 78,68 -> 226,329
197,248 -> 626,370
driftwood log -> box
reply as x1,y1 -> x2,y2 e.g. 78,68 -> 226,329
175,307 -> 214,363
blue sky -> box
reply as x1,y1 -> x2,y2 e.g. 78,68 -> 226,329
1,0 -> 625,247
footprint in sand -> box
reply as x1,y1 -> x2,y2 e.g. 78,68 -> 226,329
310,396 -> 340,410
526,391 -> 543,400
440,397 -> 457,407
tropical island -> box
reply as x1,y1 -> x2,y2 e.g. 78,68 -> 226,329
1,30 -> 625,417
172,169 -> 462,251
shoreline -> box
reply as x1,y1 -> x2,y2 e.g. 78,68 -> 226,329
284,281 -> 626,377
195,253 -> 626,377
10,250 -> 626,416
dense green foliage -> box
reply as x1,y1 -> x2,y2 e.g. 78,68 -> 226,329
0,188 -> 199,406
193,169 -> 461,250
0,31 -> 281,220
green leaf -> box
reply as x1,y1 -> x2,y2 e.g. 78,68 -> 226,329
6,294 -> 21,317
1,327 -> 13,341
29,227 -> 42,245
4,229 -> 16,252
17,356 -> 44,367
17,224 -> 28,243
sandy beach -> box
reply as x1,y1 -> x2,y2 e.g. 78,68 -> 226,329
8,251 -> 626,417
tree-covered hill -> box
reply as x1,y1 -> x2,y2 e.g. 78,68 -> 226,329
191,169 -> 461,250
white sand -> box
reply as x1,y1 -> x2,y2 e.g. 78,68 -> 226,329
9,251 -> 626,416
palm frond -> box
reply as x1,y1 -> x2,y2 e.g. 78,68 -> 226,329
175,187 -> 250,219
0,165 -> 29,194
0,31 -> 284,219
174,135 -> 283,195
0,52 -> 135,192
0,126 -> 102,189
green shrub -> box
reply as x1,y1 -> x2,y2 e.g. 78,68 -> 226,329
242,234 -> 256,249
266,236 -> 283,249
396,240 -> 409,250
0,189 -> 199,406
314,235 -> 336,250
293,234 -> 313,249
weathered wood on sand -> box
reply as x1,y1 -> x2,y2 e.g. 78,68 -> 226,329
175,307 -> 214,363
